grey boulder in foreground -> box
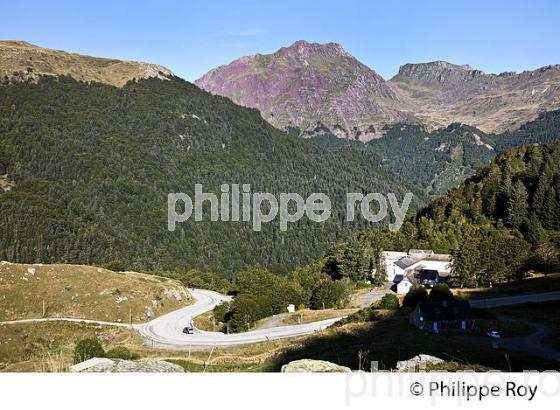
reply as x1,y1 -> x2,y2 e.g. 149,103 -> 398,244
70,357 -> 185,373
281,359 -> 351,373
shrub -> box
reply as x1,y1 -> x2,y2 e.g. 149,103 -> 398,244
73,338 -> 105,364
330,308 -> 381,327
402,285 -> 428,308
355,280 -> 372,289
429,284 -> 455,301
377,293 -> 400,309
105,346 -> 138,360
102,260 -> 126,272
310,279 -> 346,309
212,302 -> 231,323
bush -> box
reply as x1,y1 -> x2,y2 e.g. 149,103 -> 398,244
429,284 -> 455,301
402,285 -> 428,308
73,338 -> 105,364
212,302 -> 231,323
330,308 -> 381,327
355,281 -> 372,289
310,279 -> 347,309
102,260 -> 126,272
105,346 -> 138,360
178,270 -> 233,294
377,293 -> 400,309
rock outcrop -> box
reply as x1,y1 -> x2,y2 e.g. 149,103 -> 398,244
394,354 -> 445,372
70,357 -> 185,373
281,359 -> 351,373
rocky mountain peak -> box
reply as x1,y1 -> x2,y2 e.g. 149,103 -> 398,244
195,40 -> 405,141
281,40 -> 349,58
393,61 -> 478,84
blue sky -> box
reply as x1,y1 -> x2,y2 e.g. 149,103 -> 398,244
1,0 -> 559,81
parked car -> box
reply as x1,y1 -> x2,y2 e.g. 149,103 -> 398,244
486,330 -> 501,339
183,326 -> 194,334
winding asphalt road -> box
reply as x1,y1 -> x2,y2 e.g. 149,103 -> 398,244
0,289 -> 343,349
138,289 -> 343,349
4,289 -> 560,349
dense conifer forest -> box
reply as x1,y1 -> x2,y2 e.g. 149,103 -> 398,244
0,76 -> 418,275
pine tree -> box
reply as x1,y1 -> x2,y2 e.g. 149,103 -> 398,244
496,169 -> 512,221
543,187 -> 557,230
507,180 -> 529,229
372,251 -> 388,286
524,213 -> 545,244
451,228 -> 481,287
531,169 -> 550,221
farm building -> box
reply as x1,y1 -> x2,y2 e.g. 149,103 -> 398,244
409,300 -> 473,333
396,278 -> 413,295
384,249 -> 452,283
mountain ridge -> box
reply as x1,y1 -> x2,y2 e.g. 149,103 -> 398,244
195,40 -> 409,142
0,40 -> 174,87
196,40 -> 560,137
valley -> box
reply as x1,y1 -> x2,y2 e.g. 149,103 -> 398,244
0,40 -> 559,375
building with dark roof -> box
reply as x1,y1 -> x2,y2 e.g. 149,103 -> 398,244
383,250 -> 452,283
409,300 -> 473,333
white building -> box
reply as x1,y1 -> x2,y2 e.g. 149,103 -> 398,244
384,249 -> 452,282
396,278 -> 413,295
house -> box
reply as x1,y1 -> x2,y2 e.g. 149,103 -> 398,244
396,278 -> 413,295
383,249 -> 452,282
409,300 -> 473,333
415,269 -> 439,288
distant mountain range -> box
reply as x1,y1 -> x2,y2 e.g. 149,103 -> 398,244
196,40 -> 560,139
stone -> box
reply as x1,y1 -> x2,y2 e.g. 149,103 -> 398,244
70,358 -> 185,373
70,357 -> 115,372
281,359 -> 351,373
395,354 -> 445,372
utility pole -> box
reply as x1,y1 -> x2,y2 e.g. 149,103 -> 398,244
42,299 -> 46,317
129,307 -> 133,328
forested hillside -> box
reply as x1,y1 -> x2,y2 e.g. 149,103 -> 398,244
493,110 -> 560,151
367,123 -> 495,195
329,143 -> 560,287
0,76 -> 419,275
313,111 -> 560,197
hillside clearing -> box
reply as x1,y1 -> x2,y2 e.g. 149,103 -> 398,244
0,262 -> 191,323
